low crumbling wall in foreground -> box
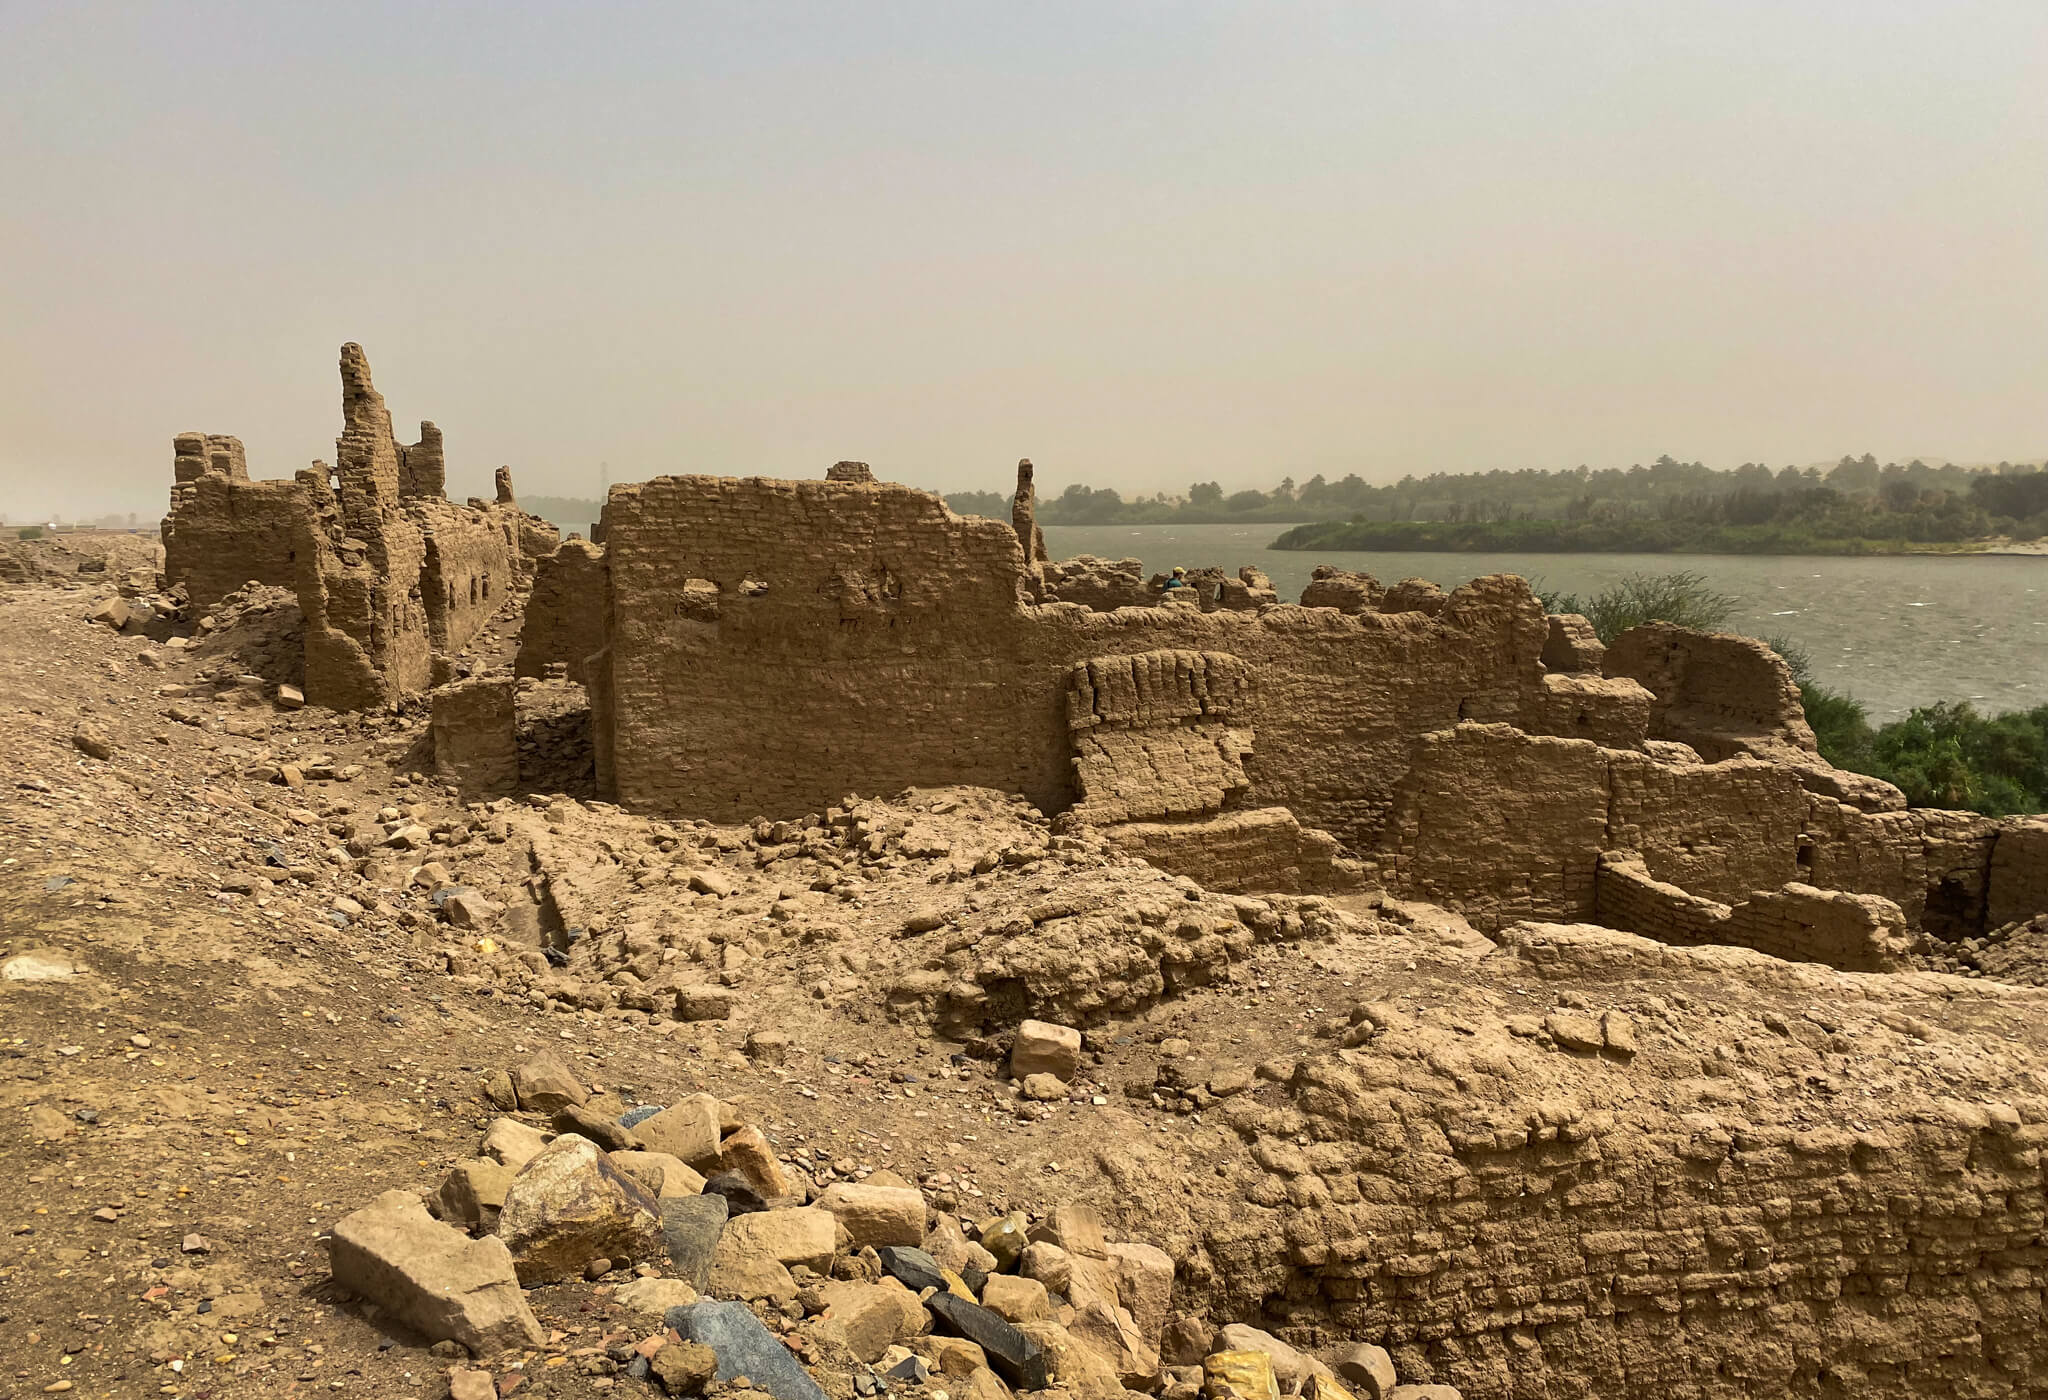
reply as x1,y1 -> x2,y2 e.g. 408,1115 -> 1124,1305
1180,923 -> 2048,1399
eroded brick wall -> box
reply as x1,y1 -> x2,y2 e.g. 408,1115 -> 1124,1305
594,476 -> 1550,840
163,466 -> 308,615
516,540 -> 607,684
415,498 -> 512,660
1989,820 -> 2048,929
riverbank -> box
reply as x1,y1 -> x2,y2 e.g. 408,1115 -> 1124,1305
1270,519 -> 2045,556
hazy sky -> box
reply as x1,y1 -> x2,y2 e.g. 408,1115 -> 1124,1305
3,1 -> 2044,520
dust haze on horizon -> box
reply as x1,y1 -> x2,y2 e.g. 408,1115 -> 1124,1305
2,1 -> 2044,523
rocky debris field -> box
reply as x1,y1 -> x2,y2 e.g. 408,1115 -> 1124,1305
8,575 -> 2048,1400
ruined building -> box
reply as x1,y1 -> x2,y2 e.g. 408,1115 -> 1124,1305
162,344 -> 561,707
501,459 -> 2047,964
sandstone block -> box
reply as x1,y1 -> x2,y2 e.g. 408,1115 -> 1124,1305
480,1117 -> 549,1170
676,985 -> 740,1022
328,1189 -> 543,1356
817,1278 -> 928,1362
1011,1020 -> 1082,1080
713,1206 -> 837,1274
610,1150 -> 707,1199
496,1134 -> 664,1285
714,1125 -> 791,1198
510,1050 -> 587,1112
615,1276 -> 701,1315
437,1158 -> 516,1231
636,1095 -> 724,1168
981,1273 -> 1052,1324
1216,1325 -> 1334,1391
814,1182 -> 926,1249
1337,1344 -> 1398,1400
1068,1298 -> 1159,1386
1106,1240 -> 1173,1345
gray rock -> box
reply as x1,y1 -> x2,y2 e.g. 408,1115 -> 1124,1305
926,1292 -> 1049,1391
664,1300 -> 830,1400
661,1192 -> 730,1288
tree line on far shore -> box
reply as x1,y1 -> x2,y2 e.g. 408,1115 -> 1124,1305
942,455 -> 2048,553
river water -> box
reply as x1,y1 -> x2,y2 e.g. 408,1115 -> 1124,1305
1040,523 -> 2048,723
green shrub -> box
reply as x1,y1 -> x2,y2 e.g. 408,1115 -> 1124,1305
1539,570 -> 1737,644
16,525 -> 44,540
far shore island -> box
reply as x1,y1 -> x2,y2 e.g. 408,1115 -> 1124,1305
1267,518 -> 2048,557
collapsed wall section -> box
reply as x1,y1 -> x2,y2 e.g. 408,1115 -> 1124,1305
516,540 -> 607,684
162,438 -> 309,614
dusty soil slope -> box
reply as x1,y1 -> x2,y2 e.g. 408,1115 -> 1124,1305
6,578 -> 2048,1400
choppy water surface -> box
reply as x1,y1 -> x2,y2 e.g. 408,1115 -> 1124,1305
1041,523 -> 2048,723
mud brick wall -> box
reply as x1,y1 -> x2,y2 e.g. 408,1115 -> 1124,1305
516,540 -> 607,684
1718,882 -> 1914,971
1604,622 -> 1817,761
1376,723 -> 1609,928
431,675 -> 518,795
1522,672 -> 1651,749
415,498 -> 512,657
1605,752 -> 1804,902
1067,650 -> 1255,825
1988,819 -> 2048,929
1101,807 -> 1350,893
1193,924 -> 2048,1400
593,475 -> 1551,841
298,345 -> 432,708
1802,801 -> 2000,936
1593,854 -> 1730,944
163,469 -> 308,614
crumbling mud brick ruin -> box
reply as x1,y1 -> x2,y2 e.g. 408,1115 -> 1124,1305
161,343 -> 562,707
116,346 -> 2048,1399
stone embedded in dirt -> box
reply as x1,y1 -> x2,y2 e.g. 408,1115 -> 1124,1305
1543,1011 -> 1604,1054
1010,1019 -> 1082,1080
437,1158 -> 516,1232
89,597 -> 134,631
813,1182 -> 925,1249
496,1134 -> 664,1285
509,1050 -> 587,1113
610,1150 -> 707,1199
660,1192 -> 730,1288
1602,1009 -> 1638,1056
676,985 -> 739,1022
615,1276 -> 701,1315
1159,1313 -> 1212,1367
181,1233 -> 211,1254
72,722 -> 116,760
1337,1344 -> 1399,1400
1034,1203 -> 1109,1259
713,1125 -> 791,1197
1069,1296 -> 1161,1385
553,1103 -> 640,1152
480,1117 -> 549,1171
744,1030 -> 791,1065
1386,1387 -> 1463,1400
815,1278 -> 928,1362
448,1369 -> 495,1400
666,1300 -> 830,1400
649,1338 -> 719,1396
276,683 -> 305,709
1020,1072 -> 1066,1101
924,1216 -> 998,1275
1106,1240 -> 1173,1345
440,889 -> 501,929
635,1094 -> 723,1166
926,1292 -> 1050,1391
328,1190 -> 543,1356
3,951 -> 80,983
980,1273 -> 1052,1324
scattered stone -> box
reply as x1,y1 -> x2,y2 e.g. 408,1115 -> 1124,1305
437,1158 -> 516,1232
714,1125 -> 792,1197
676,985 -> 740,1022
744,1030 -> 791,1065
713,1205 -> 837,1274
328,1190 -> 543,1355
1010,1019 -> 1082,1080
496,1134 -> 664,1285
816,1278 -> 928,1362
702,1171 -> 768,1215
1543,1011 -> 1604,1054
814,1182 -> 926,1249
553,1102 -> 640,1152
1204,1350 -> 1280,1400
1386,1388 -> 1463,1400
979,1273 -> 1051,1324
1216,1324 -> 1335,1391
615,1276 -> 701,1315
926,1292 -> 1049,1391
877,1244 -> 949,1295
1602,1009 -> 1638,1056
449,1369 -> 496,1400
660,1193 -> 731,1289
1337,1344 -> 1398,1400
610,1149 -> 707,1199
480,1117 -> 549,1171
72,722 -> 116,760
635,1094 -> 723,1166
276,683 -> 305,709
509,1050 -> 587,1113
649,1338 -> 718,1396
665,1300 -> 832,1400
1021,1072 -> 1066,1101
